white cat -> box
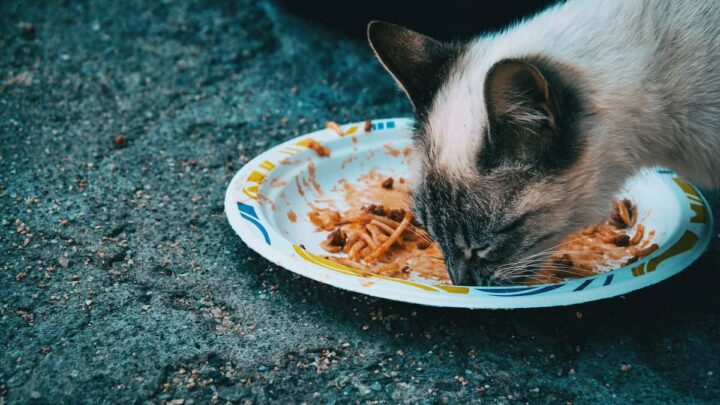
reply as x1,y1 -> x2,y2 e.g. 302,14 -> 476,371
367,0 -> 720,285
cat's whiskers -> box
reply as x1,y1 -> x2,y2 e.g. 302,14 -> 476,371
494,260 -> 601,279
494,251 -> 599,271
503,265 -> 596,279
495,261 -> 596,276
494,238 -> 586,270
495,266 -> 596,284
496,253 -> 604,269
404,225 -> 441,248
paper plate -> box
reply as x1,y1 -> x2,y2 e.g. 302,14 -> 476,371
225,118 -> 714,308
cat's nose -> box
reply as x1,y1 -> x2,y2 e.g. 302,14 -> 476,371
466,258 -> 496,286
447,250 -> 494,285
448,268 -> 472,285
450,271 -> 474,286
449,261 -> 493,286
447,259 -> 474,285
470,272 -> 493,286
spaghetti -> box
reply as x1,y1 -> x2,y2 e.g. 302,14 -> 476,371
308,175 -> 656,285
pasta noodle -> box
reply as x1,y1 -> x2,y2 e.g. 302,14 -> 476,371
309,196 -> 449,282
307,175 -> 657,285
536,199 -> 657,283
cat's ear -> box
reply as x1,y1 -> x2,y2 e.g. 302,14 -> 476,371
367,21 -> 458,111
483,59 -> 582,168
484,59 -> 558,130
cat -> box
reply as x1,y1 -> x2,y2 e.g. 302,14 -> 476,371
367,0 -> 720,285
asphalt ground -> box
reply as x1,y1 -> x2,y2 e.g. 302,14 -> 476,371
2,1 -> 719,403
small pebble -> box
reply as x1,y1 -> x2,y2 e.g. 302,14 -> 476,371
19,22 -> 35,37
114,134 -> 126,147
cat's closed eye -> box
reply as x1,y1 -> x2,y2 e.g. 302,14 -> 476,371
496,212 -> 533,235
473,245 -> 492,259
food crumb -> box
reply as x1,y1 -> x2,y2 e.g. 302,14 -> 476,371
364,120 -> 372,132
614,234 -> 630,247
381,177 -> 394,189
383,144 -> 401,157
641,243 -> 659,257
114,134 -> 126,147
270,178 -> 288,188
287,210 -> 297,223
306,138 -> 330,157
325,121 -> 344,136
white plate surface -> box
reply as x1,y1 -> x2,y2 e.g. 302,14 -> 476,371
225,118 -> 714,308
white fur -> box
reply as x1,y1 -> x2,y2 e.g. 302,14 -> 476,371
427,0 -> 623,174
425,0 -> 720,188
426,66 -> 488,177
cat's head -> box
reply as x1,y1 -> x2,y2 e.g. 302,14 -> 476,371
368,22 -> 619,285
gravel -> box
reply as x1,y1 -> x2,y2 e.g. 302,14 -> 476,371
1,0 -> 720,403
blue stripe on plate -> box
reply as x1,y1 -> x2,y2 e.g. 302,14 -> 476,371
237,202 -> 259,219
603,274 -> 614,286
237,203 -> 271,245
573,279 -> 594,292
489,284 -> 564,297
240,213 -> 271,245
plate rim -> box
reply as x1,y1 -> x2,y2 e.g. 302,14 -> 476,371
224,118 -> 715,309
